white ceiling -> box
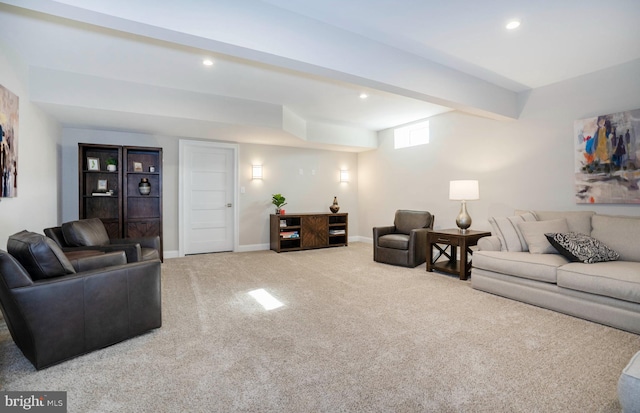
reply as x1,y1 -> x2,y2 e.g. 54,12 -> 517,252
1,0 -> 639,151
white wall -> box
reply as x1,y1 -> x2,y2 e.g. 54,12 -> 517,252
238,143 -> 357,249
60,130 -> 358,255
0,39 -> 60,246
358,59 -> 640,239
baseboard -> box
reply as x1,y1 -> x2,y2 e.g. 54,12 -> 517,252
163,250 -> 180,259
167,240 -> 366,257
236,243 -> 270,252
353,236 -> 372,244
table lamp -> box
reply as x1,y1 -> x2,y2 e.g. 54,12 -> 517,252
449,180 -> 479,232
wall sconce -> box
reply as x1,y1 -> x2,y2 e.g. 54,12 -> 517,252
340,169 -> 349,183
252,165 -> 263,180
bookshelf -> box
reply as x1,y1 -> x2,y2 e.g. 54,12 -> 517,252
79,143 -> 163,259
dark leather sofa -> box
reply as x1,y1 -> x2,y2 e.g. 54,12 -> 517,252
45,218 -> 161,263
373,210 -> 434,268
0,230 -> 162,369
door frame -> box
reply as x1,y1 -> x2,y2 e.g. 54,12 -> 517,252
178,139 -> 239,257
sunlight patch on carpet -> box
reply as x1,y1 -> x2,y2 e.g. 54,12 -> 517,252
248,288 -> 284,310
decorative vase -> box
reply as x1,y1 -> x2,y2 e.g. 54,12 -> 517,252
329,196 -> 340,213
138,178 -> 151,195
275,208 -> 281,215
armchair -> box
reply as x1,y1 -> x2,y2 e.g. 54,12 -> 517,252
45,218 -> 161,263
1,230 -> 161,369
373,210 -> 434,268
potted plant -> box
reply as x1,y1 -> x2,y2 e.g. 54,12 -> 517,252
106,157 -> 117,172
272,193 -> 287,214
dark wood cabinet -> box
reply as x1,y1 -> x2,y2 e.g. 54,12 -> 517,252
270,213 -> 348,252
79,144 -> 163,259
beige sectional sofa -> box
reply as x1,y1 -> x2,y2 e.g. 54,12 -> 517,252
471,210 -> 640,335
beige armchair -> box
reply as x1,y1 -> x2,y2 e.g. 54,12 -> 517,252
373,210 -> 434,268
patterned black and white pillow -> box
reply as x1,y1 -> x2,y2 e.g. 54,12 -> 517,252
545,232 -> 619,264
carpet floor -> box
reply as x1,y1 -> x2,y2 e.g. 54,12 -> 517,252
1,242 -> 639,412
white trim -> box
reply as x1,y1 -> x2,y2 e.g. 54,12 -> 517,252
353,236 -> 373,244
236,243 -> 271,252
163,250 -> 180,259
178,140 -> 239,257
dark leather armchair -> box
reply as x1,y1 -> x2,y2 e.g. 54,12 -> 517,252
0,230 -> 162,370
373,210 -> 434,268
45,218 -> 161,263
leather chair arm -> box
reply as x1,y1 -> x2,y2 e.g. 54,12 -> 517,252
408,228 -> 430,265
93,243 -> 142,263
59,244 -> 140,261
111,236 -> 160,251
70,251 -> 127,272
373,225 -> 396,241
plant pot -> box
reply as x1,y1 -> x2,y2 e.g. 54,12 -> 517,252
107,164 -> 116,172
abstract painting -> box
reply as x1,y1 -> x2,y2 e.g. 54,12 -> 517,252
575,109 -> 640,203
0,84 -> 18,198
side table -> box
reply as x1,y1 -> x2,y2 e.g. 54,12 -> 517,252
426,229 -> 491,280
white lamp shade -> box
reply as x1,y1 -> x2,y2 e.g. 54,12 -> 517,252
340,170 -> 349,182
449,180 -> 479,200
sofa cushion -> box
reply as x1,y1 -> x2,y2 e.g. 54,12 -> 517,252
518,219 -> 569,254
545,232 -> 619,263
591,215 -> 640,262
7,230 -> 76,280
473,251 -> 568,283
378,234 -> 409,250
62,218 -> 110,247
488,212 -> 537,252
533,210 -> 595,235
557,261 -> 640,304
394,210 -> 432,235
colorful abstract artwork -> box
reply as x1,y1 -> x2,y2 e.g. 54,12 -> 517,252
0,84 -> 18,198
575,109 -> 640,204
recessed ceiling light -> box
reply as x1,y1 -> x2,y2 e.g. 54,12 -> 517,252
359,93 -> 368,99
202,59 -> 214,66
506,20 -> 521,30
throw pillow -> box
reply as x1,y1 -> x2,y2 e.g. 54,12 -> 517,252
545,232 -> 620,263
7,230 -> 76,280
517,218 -> 569,254
488,212 -> 537,252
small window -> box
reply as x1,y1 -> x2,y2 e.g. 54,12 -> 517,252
394,121 -> 429,149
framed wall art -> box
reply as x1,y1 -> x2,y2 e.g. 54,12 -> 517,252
574,108 -> 640,203
0,84 -> 18,198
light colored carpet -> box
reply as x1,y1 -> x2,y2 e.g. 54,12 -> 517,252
1,242 -> 638,412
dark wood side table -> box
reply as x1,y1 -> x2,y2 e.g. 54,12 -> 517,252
426,229 -> 491,280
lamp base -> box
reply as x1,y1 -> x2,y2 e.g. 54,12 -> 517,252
456,200 -> 472,232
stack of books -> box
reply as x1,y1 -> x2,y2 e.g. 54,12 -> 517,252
329,229 -> 346,235
280,231 -> 299,239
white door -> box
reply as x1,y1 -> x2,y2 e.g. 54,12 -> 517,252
179,140 -> 236,255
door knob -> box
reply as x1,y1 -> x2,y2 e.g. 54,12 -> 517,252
226,203 -> 232,207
